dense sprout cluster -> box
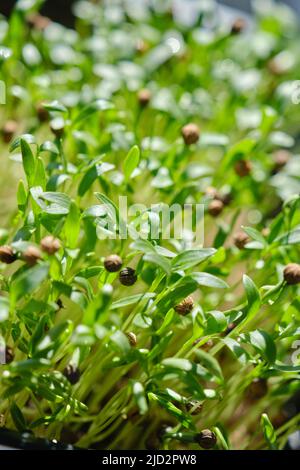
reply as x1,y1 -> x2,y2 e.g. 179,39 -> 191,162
0,0 -> 300,450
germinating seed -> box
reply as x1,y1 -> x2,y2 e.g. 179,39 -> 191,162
283,263 -> 300,285
126,332 -> 137,347
231,17 -> 247,35
22,246 -> 42,266
208,199 -> 224,217
104,254 -> 123,272
119,267 -> 137,286
63,365 -> 80,385
174,296 -> 194,315
138,89 -> 152,107
223,322 -> 237,336
36,103 -> 49,122
181,123 -> 200,145
0,245 -> 16,264
196,429 -> 217,449
273,150 -> 290,170
40,235 -> 61,255
234,159 -> 252,177
186,400 -> 203,415
5,346 -> 14,364
200,339 -> 214,351
2,120 -> 18,143
233,231 -> 250,250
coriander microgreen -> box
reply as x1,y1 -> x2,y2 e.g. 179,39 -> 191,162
0,0 -> 300,451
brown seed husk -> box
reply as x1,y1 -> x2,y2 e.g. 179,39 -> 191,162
23,246 -> 42,266
104,254 -> 123,272
231,17 -> 246,35
186,400 -> 203,415
126,332 -> 137,347
5,346 -> 14,364
181,123 -> 200,145
196,429 -> 217,449
234,231 -> 250,249
0,245 -> 17,264
138,89 -> 151,106
234,159 -> 252,177
41,235 -> 61,255
208,199 -> 224,217
283,263 -> 300,285
174,296 -> 194,315
2,121 -> 18,143
119,267 -> 137,286
63,364 -> 80,385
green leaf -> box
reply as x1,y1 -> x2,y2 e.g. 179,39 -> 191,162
147,332 -> 173,361
243,274 -> 261,319
20,138 -> 35,186
10,403 -> 27,432
29,315 -> 49,355
78,163 -> 114,197
76,266 -> 103,279
206,310 -> 227,334
194,349 -> 224,382
78,165 -> 98,197
42,192 -> 71,215
222,338 -> 251,365
0,297 -> 9,322
171,249 -> 216,271
33,321 -> 73,358
275,226 -> 300,245
222,138 -> 256,170
10,358 -> 51,373
161,358 -> 192,371
30,188 -> 71,215
132,381 -> 148,415
272,363 -> 300,373
268,214 -> 284,243
17,179 -> 28,210
240,329 -> 277,363
111,292 -> 155,310
261,413 -> 278,450
33,157 -> 46,189
110,330 -> 131,354
73,99 -> 113,126
161,358 -> 210,380
95,192 -> 120,224
40,141 -> 59,155
157,276 -> 198,312
148,392 -> 192,428
124,145 -> 140,181
191,272 -> 228,289
213,426 -> 229,450
10,134 -> 36,152
65,202 -> 80,248
144,252 -> 171,275
11,263 -> 49,302
156,309 -> 175,335
242,226 -> 267,247
130,239 -> 156,254
43,100 -> 68,113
